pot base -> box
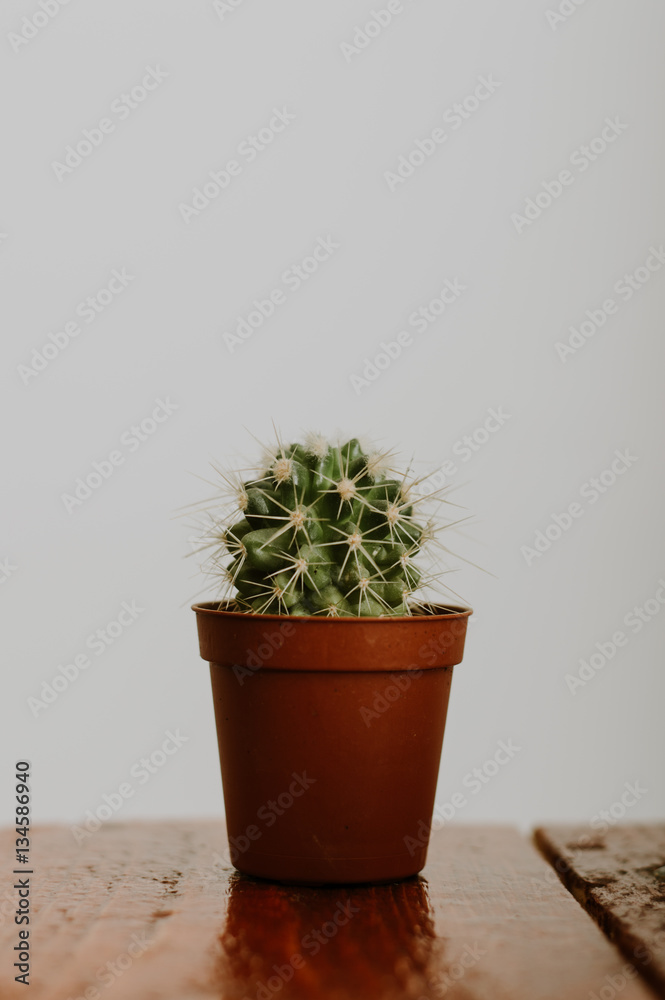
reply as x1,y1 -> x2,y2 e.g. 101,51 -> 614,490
232,849 -> 428,886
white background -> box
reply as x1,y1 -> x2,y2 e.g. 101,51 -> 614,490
2,0 -> 664,833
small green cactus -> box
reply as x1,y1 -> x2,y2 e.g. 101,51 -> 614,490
196,432 -> 452,617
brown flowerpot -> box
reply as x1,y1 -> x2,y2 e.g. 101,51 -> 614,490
193,602 -> 472,884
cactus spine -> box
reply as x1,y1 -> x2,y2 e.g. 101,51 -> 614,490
202,433 -> 447,617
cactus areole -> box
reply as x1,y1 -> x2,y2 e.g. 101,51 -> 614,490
192,433 -> 472,884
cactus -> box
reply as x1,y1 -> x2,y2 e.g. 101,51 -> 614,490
197,433 -> 452,617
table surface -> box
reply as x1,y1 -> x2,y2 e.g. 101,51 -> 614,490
1,822 -> 664,1000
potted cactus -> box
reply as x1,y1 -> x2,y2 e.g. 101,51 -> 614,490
192,432 -> 472,884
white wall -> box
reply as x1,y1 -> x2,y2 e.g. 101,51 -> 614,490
2,0 -> 664,835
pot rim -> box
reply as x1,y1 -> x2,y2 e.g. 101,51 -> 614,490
192,600 -> 473,622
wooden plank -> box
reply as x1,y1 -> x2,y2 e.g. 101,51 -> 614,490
536,823 -> 665,997
0,822 -> 658,1000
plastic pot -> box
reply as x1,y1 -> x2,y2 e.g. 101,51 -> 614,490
193,601 -> 472,884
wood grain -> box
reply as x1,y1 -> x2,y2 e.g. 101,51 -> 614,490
536,824 -> 665,997
0,822 -> 659,1000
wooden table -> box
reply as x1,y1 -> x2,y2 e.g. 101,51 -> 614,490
1,822 -> 664,999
